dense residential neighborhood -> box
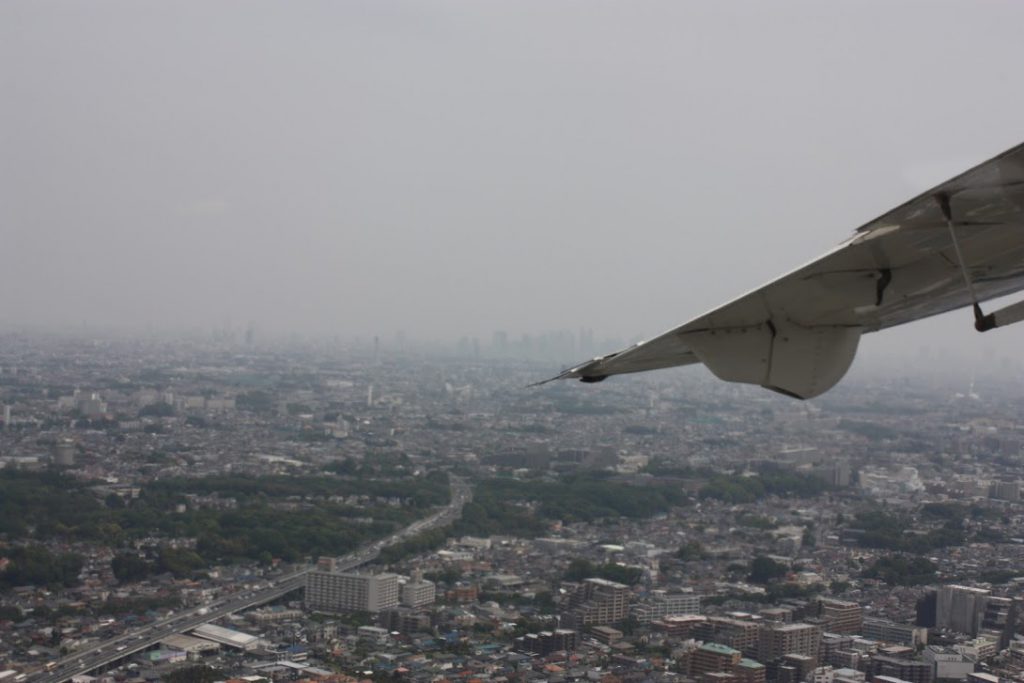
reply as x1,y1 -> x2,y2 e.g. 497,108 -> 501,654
2,333 -> 1024,683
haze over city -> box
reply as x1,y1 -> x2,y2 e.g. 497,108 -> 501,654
5,0 -> 1024,371
4,4 -> 1024,683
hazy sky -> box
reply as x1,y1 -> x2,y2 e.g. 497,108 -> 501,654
4,1 -> 1024,365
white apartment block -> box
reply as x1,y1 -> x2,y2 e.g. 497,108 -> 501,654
306,571 -> 399,613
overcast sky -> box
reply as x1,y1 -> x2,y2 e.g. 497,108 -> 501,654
3,1 -> 1024,367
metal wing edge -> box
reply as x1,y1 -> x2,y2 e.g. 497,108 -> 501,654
537,139 -> 1024,388
533,234 -> 862,388
854,139 -> 1024,236
532,333 -> 701,386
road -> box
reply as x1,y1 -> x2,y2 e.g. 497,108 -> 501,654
34,476 -> 471,683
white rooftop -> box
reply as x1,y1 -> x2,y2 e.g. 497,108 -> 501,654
191,623 -> 260,649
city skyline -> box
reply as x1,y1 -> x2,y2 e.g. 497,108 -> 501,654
4,1 -> 1024,361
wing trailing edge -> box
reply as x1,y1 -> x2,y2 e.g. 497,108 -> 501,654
541,139 -> 1024,398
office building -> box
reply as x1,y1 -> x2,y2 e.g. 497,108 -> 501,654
735,658 -> 767,683
862,619 -> 928,648
695,616 -> 761,658
819,599 -> 863,635
869,654 -> 934,683
53,438 -> 76,466
821,635 -> 854,667
954,637 -> 998,662
966,674 -> 1000,683
702,673 -> 738,683
988,481 -> 1020,502
590,625 -> 624,645
758,622 -> 822,667
400,576 -> 436,608
515,629 -> 577,656
78,392 -> 107,418
449,582 -> 478,603
565,577 -> 630,626
979,596 -> 1016,649
653,615 -> 707,639
936,585 -> 990,636
380,608 -> 431,635
809,666 -> 866,683
761,608 -> 793,624
634,589 -> 701,623
922,646 -> 974,681
780,654 -> 815,683
691,643 -> 742,679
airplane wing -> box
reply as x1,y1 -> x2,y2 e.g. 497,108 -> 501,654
548,140 -> 1024,399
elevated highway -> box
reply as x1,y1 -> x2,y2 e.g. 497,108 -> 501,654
34,476 -> 471,683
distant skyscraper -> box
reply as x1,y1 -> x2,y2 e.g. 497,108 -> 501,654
2,404 -> 10,430
492,330 -> 508,356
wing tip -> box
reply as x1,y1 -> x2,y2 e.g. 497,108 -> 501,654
529,357 -> 611,388
527,368 -> 580,388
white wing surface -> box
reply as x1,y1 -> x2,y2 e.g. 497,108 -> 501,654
548,140 -> 1024,399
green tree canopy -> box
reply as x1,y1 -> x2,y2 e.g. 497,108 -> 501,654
563,558 -> 643,585
0,546 -> 82,590
676,540 -> 707,561
748,555 -> 788,584
112,554 -> 153,583
862,555 -> 937,586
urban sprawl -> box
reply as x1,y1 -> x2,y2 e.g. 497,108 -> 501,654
1,332 -> 1024,683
